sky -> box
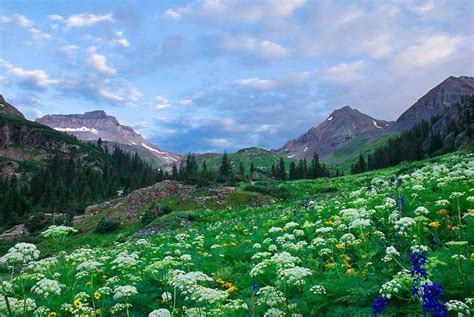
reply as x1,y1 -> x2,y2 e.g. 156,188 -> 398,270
0,0 -> 473,154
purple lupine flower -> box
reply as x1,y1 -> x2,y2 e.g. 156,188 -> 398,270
372,296 -> 388,316
422,283 -> 447,317
410,252 -> 428,279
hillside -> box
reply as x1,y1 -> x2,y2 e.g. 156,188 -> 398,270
0,102 -> 103,181
0,97 -> 171,233
1,152 -> 472,315
196,147 -> 296,177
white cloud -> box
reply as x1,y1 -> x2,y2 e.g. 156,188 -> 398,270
255,124 -> 278,135
112,31 -> 130,47
164,0 -> 306,23
48,14 -> 64,21
219,117 -> 247,132
163,9 -> 185,20
319,60 -> 366,85
209,138 -> 231,148
221,34 -> 290,59
178,98 -> 193,106
0,14 -> 33,28
394,34 -> 464,69
178,92 -> 202,106
0,58 -> 58,89
409,1 -> 435,14
59,44 -> 78,56
153,96 -> 170,109
1,14 -> 51,44
62,13 -> 114,28
236,78 -> 277,90
87,48 -> 116,75
96,84 -> 141,106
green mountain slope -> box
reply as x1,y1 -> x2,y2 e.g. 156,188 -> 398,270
196,147 -> 296,176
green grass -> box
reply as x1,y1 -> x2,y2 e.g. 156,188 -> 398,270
1,152 -> 473,316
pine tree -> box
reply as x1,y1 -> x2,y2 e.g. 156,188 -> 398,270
219,152 -> 232,181
289,161 -> 297,180
239,162 -> 245,181
249,162 -> 256,181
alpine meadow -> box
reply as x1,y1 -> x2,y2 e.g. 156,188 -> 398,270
0,1 -> 473,317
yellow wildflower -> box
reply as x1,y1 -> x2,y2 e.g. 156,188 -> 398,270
346,268 -> 355,275
428,221 -> 440,228
74,299 -> 81,308
437,209 -> 447,215
336,243 -> 345,250
94,292 -> 101,300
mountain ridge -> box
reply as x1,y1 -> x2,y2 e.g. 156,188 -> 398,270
36,111 -> 180,167
279,75 -> 474,161
280,105 -> 394,159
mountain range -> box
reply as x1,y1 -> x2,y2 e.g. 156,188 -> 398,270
1,75 -> 472,178
279,75 -> 474,161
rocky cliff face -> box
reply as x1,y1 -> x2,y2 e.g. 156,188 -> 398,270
37,111 -> 180,166
393,76 -> 474,132
280,106 -> 394,159
0,95 -> 25,118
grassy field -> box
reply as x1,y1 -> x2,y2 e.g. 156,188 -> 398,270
0,152 -> 473,316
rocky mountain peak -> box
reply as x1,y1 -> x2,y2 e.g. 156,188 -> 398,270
36,111 -> 180,166
393,75 -> 474,132
280,105 -> 394,159
82,110 -> 108,119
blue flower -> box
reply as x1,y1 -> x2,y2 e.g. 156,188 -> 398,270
389,177 -> 395,184
372,296 -> 388,316
252,282 -> 259,292
410,252 -> 428,279
397,178 -> 403,186
422,283 -> 447,317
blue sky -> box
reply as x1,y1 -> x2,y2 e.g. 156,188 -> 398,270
0,0 -> 473,153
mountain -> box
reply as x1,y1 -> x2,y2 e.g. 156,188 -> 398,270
280,106 -> 394,160
0,95 -> 25,118
37,111 -> 180,167
393,76 -> 474,132
0,96 -> 102,180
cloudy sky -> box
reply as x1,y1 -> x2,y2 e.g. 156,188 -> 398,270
0,0 -> 473,153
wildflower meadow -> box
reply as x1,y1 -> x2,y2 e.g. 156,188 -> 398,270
1,153 -> 473,316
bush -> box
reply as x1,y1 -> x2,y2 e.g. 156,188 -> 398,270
141,204 -> 173,225
244,184 -> 291,200
24,213 -> 52,233
95,217 -> 120,234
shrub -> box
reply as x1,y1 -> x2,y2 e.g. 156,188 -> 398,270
95,217 -> 120,234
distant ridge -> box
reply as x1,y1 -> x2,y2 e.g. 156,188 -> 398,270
37,111 -> 180,166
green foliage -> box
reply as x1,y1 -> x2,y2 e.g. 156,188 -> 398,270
95,217 -> 120,234
0,153 -> 473,316
0,146 -> 168,230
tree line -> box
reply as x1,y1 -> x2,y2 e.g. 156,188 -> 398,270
351,95 -> 473,174
0,143 -> 168,231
